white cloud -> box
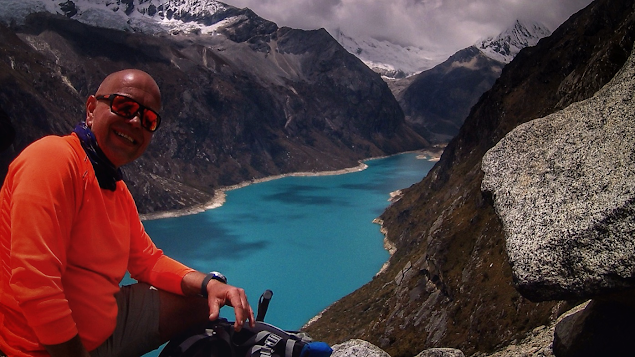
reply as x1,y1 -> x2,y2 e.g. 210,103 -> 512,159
223,0 -> 593,53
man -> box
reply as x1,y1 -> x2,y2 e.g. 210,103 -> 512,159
0,69 -> 255,357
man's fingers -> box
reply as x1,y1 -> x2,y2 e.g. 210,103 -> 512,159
247,305 -> 255,327
234,307 -> 255,329
206,283 -> 256,330
232,296 -> 247,330
229,289 -> 256,331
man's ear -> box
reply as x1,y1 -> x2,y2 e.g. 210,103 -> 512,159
85,95 -> 97,127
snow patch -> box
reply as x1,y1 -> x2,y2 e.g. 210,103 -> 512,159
330,28 -> 451,79
1,0 -> 234,35
448,56 -> 482,71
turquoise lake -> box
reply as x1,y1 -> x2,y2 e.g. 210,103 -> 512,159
141,152 -> 435,335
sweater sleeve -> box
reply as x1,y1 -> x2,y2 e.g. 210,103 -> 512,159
124,188 -> 195,295
7,137 -> 83,345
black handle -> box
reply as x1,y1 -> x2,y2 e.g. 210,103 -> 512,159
256,289 -> 273,322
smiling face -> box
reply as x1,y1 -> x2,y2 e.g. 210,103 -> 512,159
85,69 -> 161,168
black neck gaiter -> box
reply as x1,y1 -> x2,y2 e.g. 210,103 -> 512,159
73,122 -> 123,191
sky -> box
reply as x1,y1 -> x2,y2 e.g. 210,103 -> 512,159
222,0 -> 594,54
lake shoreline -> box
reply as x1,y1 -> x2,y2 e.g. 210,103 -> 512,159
139,163 -> 369,221
139,147 -> 444,221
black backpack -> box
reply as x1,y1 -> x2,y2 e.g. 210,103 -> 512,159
159,290 -> 333,357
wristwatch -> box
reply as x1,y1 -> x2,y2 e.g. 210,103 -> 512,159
200,271 -> 227,298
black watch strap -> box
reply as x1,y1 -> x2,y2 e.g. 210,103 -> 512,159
201,271 -> 227,298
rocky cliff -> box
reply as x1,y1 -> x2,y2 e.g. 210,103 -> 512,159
390,47 -> 504,143
386,20 -> 550,145
0,3 -> 428,214
481,35 -> 635,356
304,0 -> 635,355
481,53 -> 635,301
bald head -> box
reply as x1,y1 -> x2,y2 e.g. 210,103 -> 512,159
96,69 -> 161,112
86,69 -> 162,167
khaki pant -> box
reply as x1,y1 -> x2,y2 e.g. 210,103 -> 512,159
90,283 -> 162,357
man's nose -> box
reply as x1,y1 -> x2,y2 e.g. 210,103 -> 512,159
128,112 -> 143,128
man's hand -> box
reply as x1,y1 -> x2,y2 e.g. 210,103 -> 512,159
205,279 -> 255,331
181,271 -> 255,331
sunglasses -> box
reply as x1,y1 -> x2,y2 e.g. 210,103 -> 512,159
96,94 -> 161,132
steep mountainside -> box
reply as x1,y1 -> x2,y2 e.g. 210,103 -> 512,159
389,21 -> 550,143
304,0 -> 635,355
0,1 -> 428,214
393,47 -> 505,143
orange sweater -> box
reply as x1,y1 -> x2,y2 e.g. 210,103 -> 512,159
0,134 -> 195,356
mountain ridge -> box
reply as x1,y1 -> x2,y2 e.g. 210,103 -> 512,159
477,20 -> 551,63
334,19 -> 551,79
0,0 -> 428,214
375,20 -> 552,143
392,46 -> 505,143
2,1 -> 555,149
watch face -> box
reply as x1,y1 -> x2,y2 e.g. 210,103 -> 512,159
211,271 -> 227,284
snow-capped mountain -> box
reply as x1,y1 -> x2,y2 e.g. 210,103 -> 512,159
1,0 -> 237,35
3,1 -> 552,80
329,28 -> 450,79
387,20 -> 552,142
333,20 -> 551,79
477,20 -> 551,63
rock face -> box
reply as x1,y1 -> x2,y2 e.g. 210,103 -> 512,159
304,0 -> 635,356
393,47 -> 504,143
481,42 -> 635,301
331,340 -> 391,357
482,39 -> 635,356
0,7 -> 427,213
415,348 -> 465,357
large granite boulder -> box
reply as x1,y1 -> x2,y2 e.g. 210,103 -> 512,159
331,339 -> 391,357
331,340 -> 465,357
480,43 -> 635,302
415,348 -> 465,357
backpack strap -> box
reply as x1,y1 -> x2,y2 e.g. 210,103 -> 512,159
159,319 -> 235,357
245,330 -> 282,357
178,329 -> 215,353
286,339 -> 298,357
